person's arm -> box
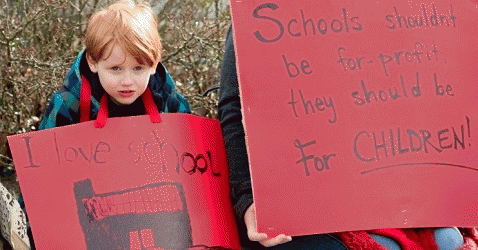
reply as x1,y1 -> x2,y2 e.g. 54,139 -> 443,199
218,23 -> 254,234
218,25 -> 291,248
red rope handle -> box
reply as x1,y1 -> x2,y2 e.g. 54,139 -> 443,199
80,75 -> 91,123
94,93 -> 109,128
141,87 -> 162,123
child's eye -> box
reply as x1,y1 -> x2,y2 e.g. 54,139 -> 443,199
111,66 -> 121,71
134,66 -> 143,71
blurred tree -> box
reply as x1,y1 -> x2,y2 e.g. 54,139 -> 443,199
159,0 -> 229,118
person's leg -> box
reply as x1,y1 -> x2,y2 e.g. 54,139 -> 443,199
369,228 -> 464,250
269,234 -> 348,250
434,227 -> 464,250
369,234 -> 401,250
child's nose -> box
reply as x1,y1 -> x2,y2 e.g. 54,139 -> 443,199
121,71 -> 134,86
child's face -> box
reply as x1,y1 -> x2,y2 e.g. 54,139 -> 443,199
87,44 -> 157,105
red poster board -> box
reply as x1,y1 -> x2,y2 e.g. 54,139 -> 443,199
8,114 -> 240,250
230,0 -> 478,237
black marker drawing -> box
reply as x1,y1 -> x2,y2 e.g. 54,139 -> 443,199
362,162 -> 478,174
74,179 -> 192,250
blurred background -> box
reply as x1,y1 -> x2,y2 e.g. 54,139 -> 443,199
0,0 -> 230,207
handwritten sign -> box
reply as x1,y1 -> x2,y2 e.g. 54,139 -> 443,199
230,0 -> 478,237
8,114 -> 240,250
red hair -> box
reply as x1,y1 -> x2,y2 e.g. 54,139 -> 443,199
85,0 -> 161,67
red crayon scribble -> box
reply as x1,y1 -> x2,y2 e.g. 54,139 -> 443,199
82,184 -> 183,221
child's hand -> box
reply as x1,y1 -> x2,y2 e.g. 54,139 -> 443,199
244,203 -> 292,247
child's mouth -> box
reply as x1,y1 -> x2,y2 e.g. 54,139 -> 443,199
119,90 -> 134,97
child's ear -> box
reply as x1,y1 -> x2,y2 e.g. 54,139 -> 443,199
86,54 -> 98,73
150,62 -> 159,76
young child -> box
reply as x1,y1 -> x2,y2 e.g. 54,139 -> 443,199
22,0 -> 190,248
39,0 -> 190,129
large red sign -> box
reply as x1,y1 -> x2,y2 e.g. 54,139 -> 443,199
230,0 -> 478,237
8,114 -> 240,250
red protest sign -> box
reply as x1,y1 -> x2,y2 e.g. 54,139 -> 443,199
8,114 -> 240,250
230,0 -> 478,237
